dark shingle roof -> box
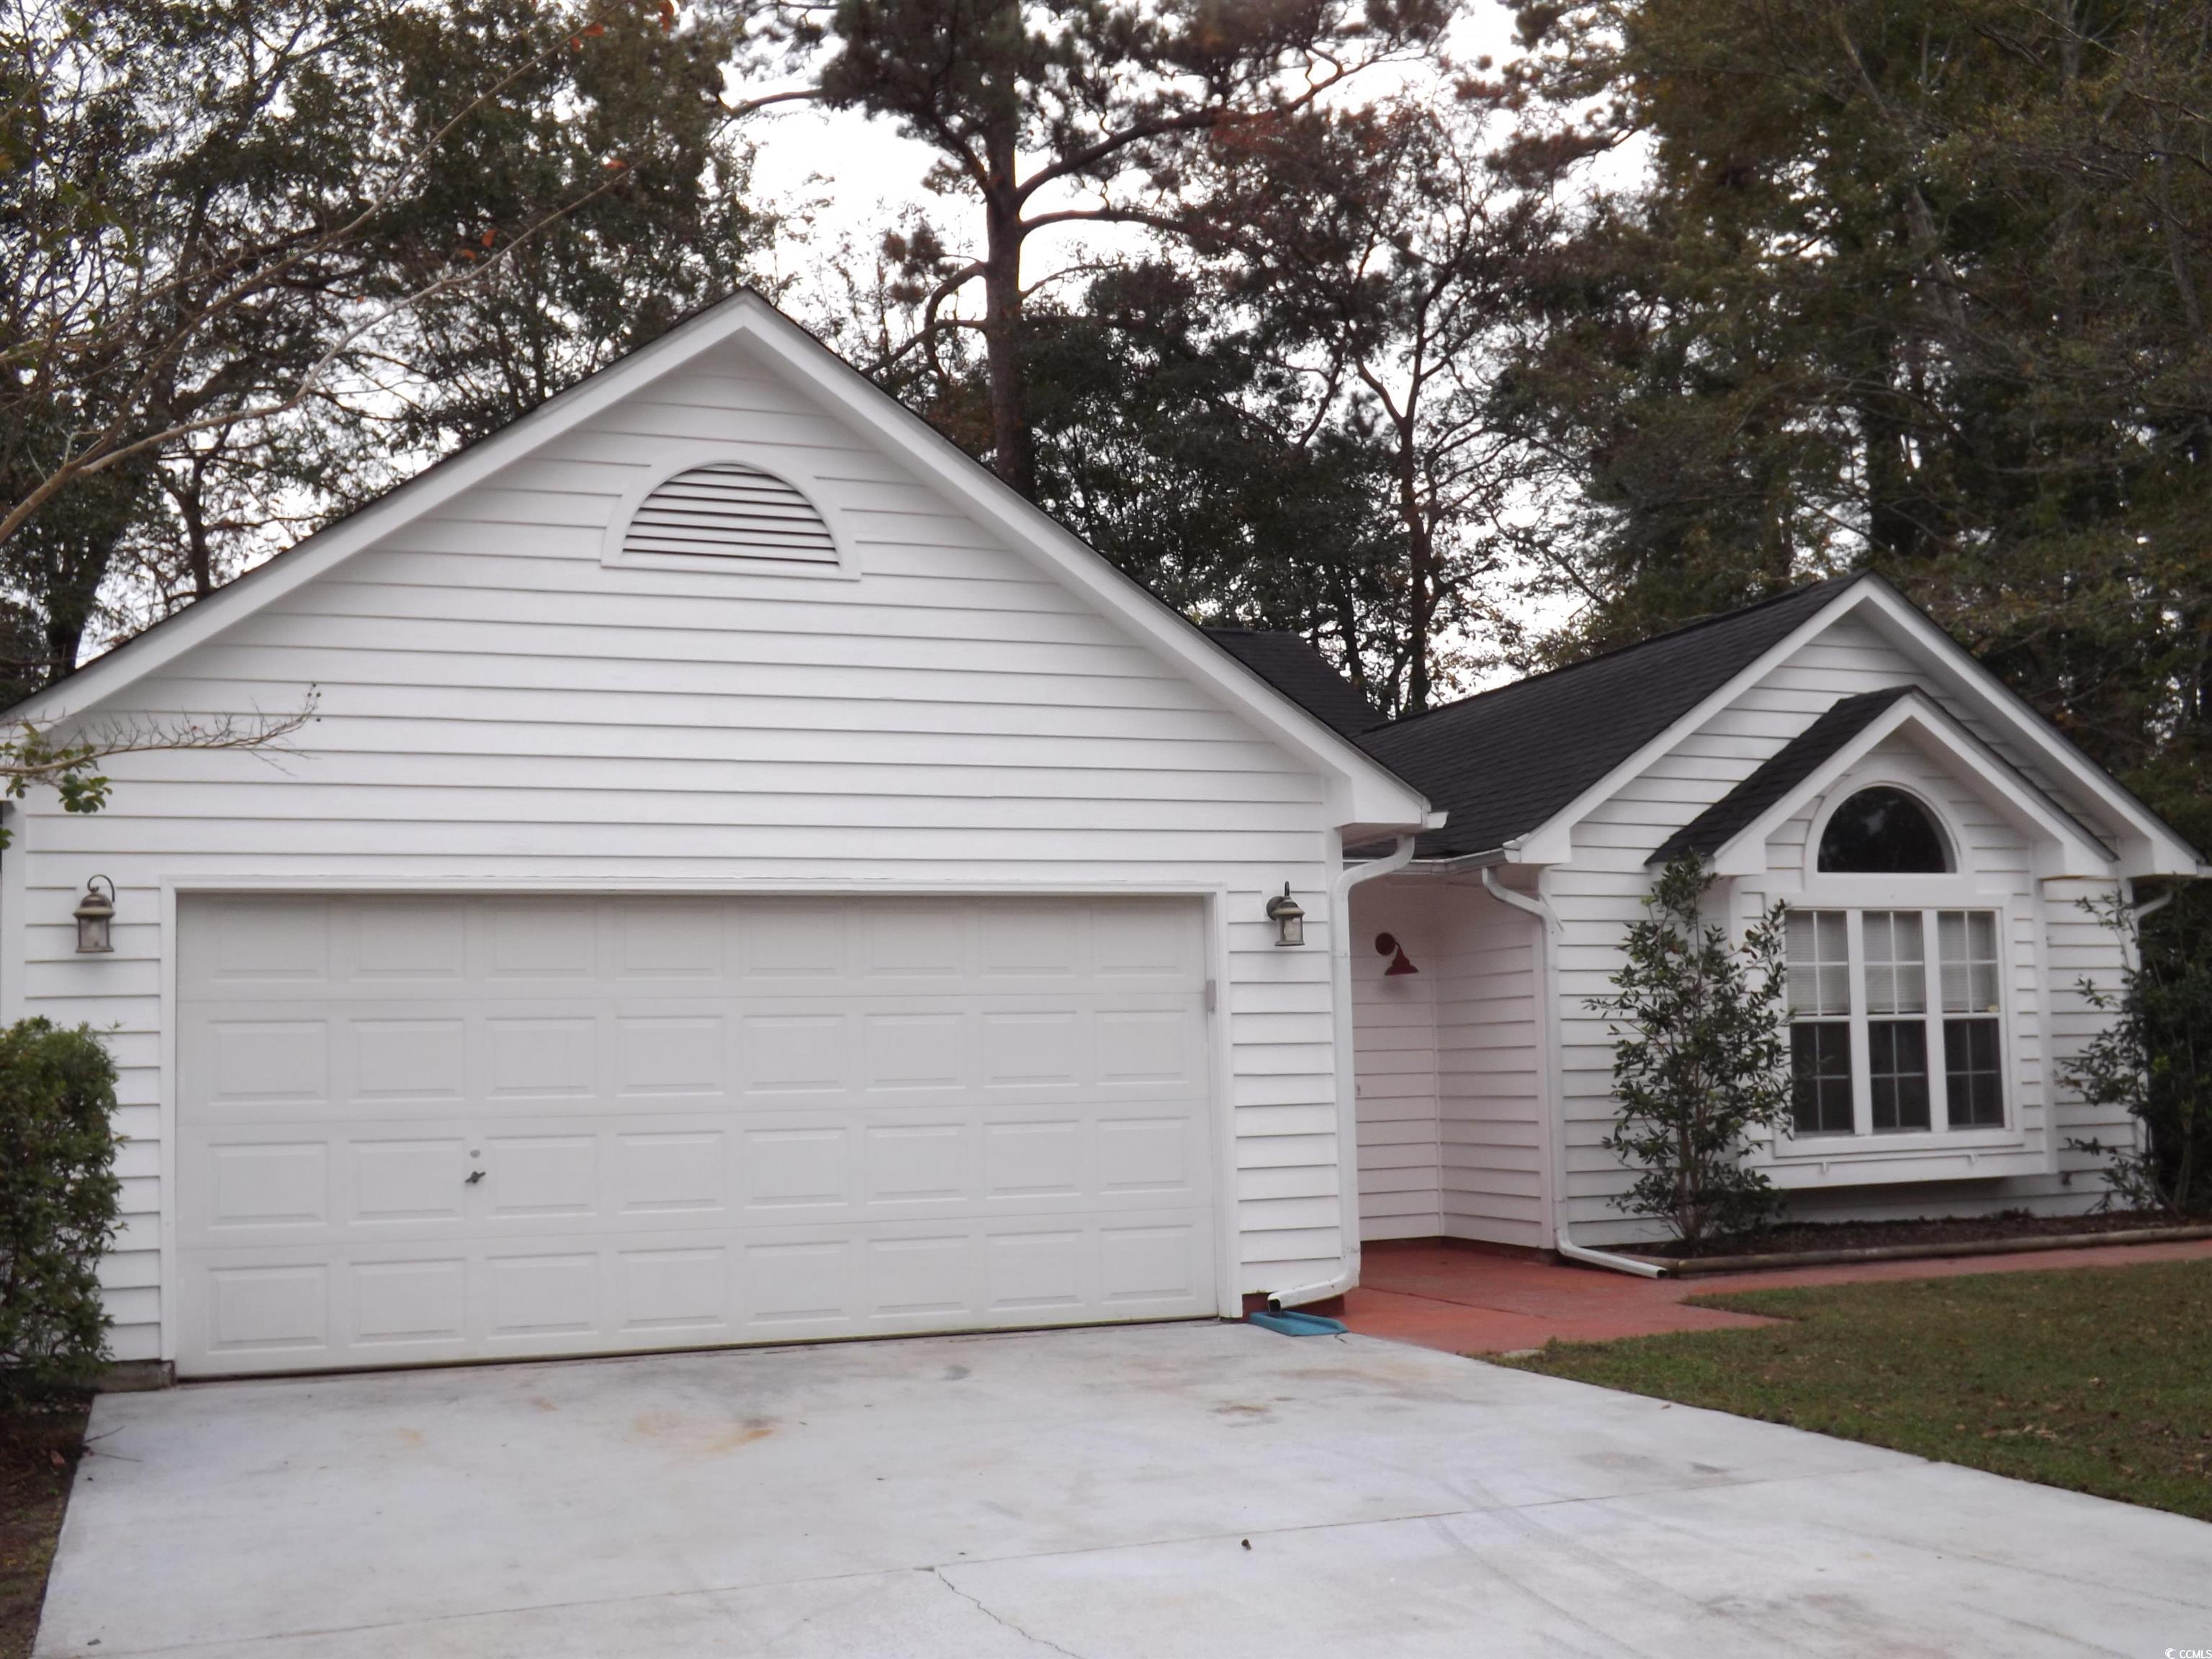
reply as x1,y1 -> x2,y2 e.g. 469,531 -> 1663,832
1648,685 -> 1917,866
1356,577 -> 1863,858
1205,629 -> 1385,742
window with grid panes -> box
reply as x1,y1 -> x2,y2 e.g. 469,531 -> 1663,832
1784,907 -> 2006,1137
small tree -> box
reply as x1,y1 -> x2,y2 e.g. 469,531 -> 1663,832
2062,891 -> 2212,1217
1595,853 -> 1791,1246
0,1020 -> 122,1400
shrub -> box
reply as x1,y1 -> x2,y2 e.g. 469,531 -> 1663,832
0,1020 -> 122,1399
1595,853 -> 1792,1246
2063,888 -> 2212,1217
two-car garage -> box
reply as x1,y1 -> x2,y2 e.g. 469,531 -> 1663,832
174,893 -> 1219,1377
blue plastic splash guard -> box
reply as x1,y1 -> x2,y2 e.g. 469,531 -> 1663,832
1246,1308 -> 1349,1337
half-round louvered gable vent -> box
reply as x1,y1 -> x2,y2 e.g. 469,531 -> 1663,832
621,462 -> 838,565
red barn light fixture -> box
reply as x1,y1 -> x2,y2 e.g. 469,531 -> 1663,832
1375,932 -> 1418,976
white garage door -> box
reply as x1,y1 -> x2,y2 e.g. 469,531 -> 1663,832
175,894 -> 1218,1376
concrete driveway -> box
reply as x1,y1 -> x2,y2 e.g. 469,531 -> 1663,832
38,1323 -> 2212,1658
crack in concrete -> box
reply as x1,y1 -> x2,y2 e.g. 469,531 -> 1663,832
931,1566 -> 1087,1659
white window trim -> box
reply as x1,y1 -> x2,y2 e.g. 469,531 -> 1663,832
1747,773 -> 2038,1169
1774,902 -> 2020,1157
1799,777 -> 1962,884
600,444 -> 863,580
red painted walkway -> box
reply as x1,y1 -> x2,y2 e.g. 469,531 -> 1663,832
1342,1236 -> 2212,1354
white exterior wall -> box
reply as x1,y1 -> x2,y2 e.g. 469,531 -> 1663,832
1352,878 -> 1546,1248
1351,884 -> 1439,1240
0,333 -> 1367,1362
1433,884 -> 1547,1247
1550,619 -> 2133,1244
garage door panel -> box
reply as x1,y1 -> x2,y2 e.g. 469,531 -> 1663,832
856,899 -> 977,983
352,1256 -> 469,1351
484,903 -> 599,981
485,1016 -> 598,1101
185,1017 -> 332,1117
351,1137 -> 471,1229
181,896 -> 333,986
178,894 -> 1217,1375
610,902 -> 728,981
181,1106 -> 1205,1252
739,1123 -> 853,1213
737,1011 -> 850,1097
351,901 -> 467,981
181,1213 -> 1218,1374
735,900 -> 849,985
614,1129 -> 729,1216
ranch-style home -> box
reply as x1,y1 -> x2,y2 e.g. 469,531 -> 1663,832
5,292 -> 2200,1381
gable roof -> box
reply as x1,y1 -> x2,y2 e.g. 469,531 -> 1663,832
9,292 -> 1431,832
1203,629 -> 1384,741
1358,577 -> 1863,859
1649,685 -> 1915,865
1668,683 -> 2119,879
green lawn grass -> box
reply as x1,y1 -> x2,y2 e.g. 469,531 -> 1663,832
1501,1258 -> 2212,1521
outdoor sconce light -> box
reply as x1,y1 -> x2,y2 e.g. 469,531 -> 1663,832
73,876 -> 116,955
1376,932 -> 1419,976
1264,884 -> 1305,948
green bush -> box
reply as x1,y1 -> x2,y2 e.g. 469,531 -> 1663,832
2064,888 -> 2212,1217
1596,854 -> 1792,1246
0,1020 -> 122,1399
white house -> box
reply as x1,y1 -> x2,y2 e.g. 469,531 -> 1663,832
3,292 -> 2198,1381
1325,578 -> 2206,1251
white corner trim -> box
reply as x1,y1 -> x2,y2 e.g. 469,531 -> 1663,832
1707,692 -> 2116,879
598,443 -> 861,580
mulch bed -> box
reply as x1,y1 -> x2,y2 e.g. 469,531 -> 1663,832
0,1400 -> 89,1659
1635,1209 -> 2185,1260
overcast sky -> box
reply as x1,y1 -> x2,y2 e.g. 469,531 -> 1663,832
727,4 -> 1577,681
738,3 -> 1532,327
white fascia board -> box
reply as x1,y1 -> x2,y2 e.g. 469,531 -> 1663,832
724,307 -> 1432,832
7,297 -> 774,727
1846,582 -> 2202,876
21,293 -> 1431,835
1707,692 -> 2116,879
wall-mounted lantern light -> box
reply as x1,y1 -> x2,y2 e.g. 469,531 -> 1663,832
1264,884 -> 1305,948
73,876 -> 116,955
1376,932 -> 1419,976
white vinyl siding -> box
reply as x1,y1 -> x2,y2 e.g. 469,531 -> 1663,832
1551,624 -> 2126,1243
1351,884 -> 1439,1239
1,333 -> 1355,1363
1352,879 -> 1546,1249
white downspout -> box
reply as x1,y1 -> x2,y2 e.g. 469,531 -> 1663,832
1266,832 -> 1421,1311
1480,866 -> 1667,1280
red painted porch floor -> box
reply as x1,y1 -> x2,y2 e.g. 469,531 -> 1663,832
1342,1236 -> 2212,1354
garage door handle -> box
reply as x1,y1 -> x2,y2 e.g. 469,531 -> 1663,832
464,1169 -> 486,1185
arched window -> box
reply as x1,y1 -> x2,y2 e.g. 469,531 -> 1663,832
1817,786 -> 1951,873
